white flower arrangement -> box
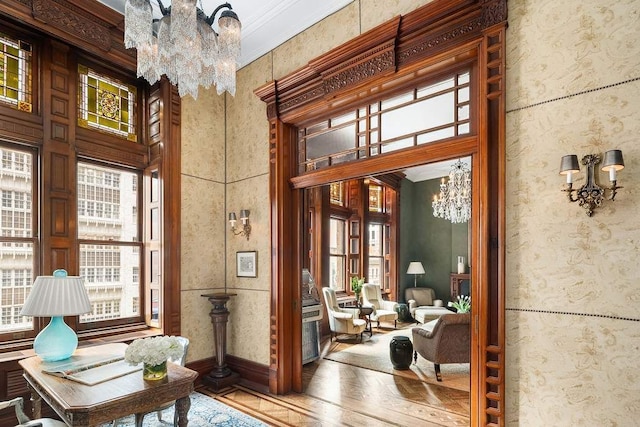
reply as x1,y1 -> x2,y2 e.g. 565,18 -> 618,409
448,295 -> 471,313
124,336 -> 183,367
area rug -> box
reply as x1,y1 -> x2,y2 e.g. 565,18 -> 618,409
106,391 -> 267,426
324,326 -> 470,392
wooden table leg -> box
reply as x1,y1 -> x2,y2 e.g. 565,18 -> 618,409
176,395 -> 191,427
26,383 -> 42,419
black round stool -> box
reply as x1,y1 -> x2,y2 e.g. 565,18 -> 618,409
389,336 -> 413,370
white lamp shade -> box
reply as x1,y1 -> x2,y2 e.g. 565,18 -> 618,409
20,275 -> 91,317
406,262 -> 426,275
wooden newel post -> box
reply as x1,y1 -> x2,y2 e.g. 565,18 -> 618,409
201,292 -> 240,390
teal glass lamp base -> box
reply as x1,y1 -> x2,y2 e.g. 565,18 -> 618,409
33,316 -> 78,362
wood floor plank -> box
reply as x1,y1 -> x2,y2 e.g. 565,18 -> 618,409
201,333 -> 470,426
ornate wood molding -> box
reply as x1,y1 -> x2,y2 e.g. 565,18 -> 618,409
256,0 -> 507,122
397,17 -> 484,66
482,0 -> 508,28
32,0 -> 110,51
0,0 -> 136,72
321,46 -> 395,95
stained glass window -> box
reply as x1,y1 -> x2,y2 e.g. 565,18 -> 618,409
0,32 -> 32,113
368,184 -> 383,212
329,182 -> 344,206
78,65 -> 137,141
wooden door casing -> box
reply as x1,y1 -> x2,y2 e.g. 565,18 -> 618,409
256,1 -> 507,425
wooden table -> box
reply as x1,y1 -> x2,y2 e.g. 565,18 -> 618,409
19,343 -> 198,427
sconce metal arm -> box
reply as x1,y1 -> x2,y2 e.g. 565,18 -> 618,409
562,154 -> 621,217
231,223 -> 251,240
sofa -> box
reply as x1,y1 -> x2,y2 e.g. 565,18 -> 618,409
411,312 -> 471,381
405,287 -> 452,324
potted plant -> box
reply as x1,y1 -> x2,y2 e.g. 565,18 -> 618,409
350,276 -> 365,304
124,335 -> 183,380
448,295 -> 471,313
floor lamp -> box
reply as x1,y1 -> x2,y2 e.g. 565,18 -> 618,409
407,262 -> 426,287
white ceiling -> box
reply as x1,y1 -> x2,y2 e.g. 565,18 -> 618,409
97,0 -> 353,68
403,157 -> 472,182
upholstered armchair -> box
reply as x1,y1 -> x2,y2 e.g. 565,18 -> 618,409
0,396 -> 66,427
411,313 -> 471,381
322,287 -> 367,342
405,287 -> 452,323
361,284 -> 399,328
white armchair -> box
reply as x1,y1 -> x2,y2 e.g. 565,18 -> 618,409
322,287 -> 367,342
0,396 -> 66,427
361,284 -> 399,329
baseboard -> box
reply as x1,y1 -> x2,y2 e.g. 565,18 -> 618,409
187,354 -> 269,392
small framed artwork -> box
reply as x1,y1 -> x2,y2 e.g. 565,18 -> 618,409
236,251 -> 257,277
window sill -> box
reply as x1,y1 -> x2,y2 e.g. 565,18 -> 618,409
0,325 -> 161,364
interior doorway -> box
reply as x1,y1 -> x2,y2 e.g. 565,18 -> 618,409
301,158 -> 474,421
255,3 -> 507,423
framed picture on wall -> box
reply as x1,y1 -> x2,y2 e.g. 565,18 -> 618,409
236,251 -> 257,277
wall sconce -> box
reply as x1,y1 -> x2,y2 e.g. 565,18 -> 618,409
229,209 -> 251,240
559,150 -> 624,216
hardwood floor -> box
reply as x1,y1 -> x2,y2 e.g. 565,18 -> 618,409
201,331 -> 470,426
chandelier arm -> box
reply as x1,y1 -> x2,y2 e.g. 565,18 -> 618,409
206,2 -> 232,26
156,0 -> 170,16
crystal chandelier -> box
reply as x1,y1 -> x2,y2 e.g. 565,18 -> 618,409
432,159 -> 471,223
124,0 -> 241,99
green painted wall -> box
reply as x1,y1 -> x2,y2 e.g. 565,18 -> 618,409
399,178 -> 469,304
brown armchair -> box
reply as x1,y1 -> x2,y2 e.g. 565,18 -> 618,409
411,313 -> 470,381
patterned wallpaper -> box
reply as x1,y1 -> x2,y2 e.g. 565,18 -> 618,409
505,0 -> 640,424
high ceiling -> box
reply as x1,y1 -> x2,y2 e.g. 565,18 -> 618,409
97,0 -> 353,68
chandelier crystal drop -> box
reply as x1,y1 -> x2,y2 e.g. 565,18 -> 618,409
432,159 -> 472,224
124,0 -> 241,99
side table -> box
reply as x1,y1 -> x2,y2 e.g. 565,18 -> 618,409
359,306 -> 374,336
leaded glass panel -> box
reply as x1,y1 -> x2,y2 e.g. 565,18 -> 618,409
330,182 -> 344,206
0,32 -> 32,112
78,65 -> 137,141
298,70 -> 471,174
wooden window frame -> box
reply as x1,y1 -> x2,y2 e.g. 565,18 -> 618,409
0,2 -> 182,355
75,160 -> 145,331
0,143 -> 38,342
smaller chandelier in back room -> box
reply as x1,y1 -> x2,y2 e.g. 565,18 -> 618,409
432,159 -> 472,224
124,0 -> 241,99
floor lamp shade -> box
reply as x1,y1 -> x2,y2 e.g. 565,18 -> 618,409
407,262 -> 426,287
20,269 -> 91,361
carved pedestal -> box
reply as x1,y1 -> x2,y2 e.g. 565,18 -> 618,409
201,292 -> 240,391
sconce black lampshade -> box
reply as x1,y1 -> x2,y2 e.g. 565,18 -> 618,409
601,149 -> 625,171
559,154 -> 580,174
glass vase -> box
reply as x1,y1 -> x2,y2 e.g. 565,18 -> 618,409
142,361 -> 167,380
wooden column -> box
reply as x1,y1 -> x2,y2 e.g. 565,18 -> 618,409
201,293 -> 240,390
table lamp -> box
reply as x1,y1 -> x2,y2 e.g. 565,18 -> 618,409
406,262 -> 426,287
20,269 -> 92,362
